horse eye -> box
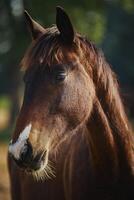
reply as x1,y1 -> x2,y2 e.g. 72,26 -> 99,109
55,71 -> 66,82
52,66 -> 67,83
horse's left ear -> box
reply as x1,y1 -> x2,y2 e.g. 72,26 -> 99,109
24,10 -> 46,40
56,6 -> 75,44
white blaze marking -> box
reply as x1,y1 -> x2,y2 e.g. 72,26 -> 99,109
9,124 -> 32,160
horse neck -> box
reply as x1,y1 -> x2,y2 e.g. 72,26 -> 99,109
86,99 -> 119,183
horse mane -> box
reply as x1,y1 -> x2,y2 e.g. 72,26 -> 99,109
82,38 -> 134,180
21,25 -> 134,191
21,25 -> 97,70
89,45 -> 134,174
21,26 -> 65,69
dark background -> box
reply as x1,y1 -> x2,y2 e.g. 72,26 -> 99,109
0,0 -> 134,140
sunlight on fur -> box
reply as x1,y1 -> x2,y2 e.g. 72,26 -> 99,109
26,159 -> 56,181
27,136 -> 56,181
32,160 -> 55,181
27,144 -> 55,181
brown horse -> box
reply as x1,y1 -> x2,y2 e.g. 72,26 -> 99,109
8,6 -> 134,200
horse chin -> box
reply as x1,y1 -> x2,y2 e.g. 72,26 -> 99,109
25,154 -> 55,181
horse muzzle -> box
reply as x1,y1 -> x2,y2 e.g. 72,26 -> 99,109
9,141 -> 47,171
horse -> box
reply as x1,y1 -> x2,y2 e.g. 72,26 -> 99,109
8,6 -> 134,200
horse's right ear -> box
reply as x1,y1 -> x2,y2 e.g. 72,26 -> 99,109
24,10 -> 46,40
56,6 -> 75,44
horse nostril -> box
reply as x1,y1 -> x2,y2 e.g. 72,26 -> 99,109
11,141 -> 46,171
20,142 -> 33,164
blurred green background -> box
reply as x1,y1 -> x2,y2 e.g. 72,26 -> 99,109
0,0 -> 134,142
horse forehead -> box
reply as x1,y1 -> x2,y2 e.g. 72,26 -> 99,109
41,43 -> 79,64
